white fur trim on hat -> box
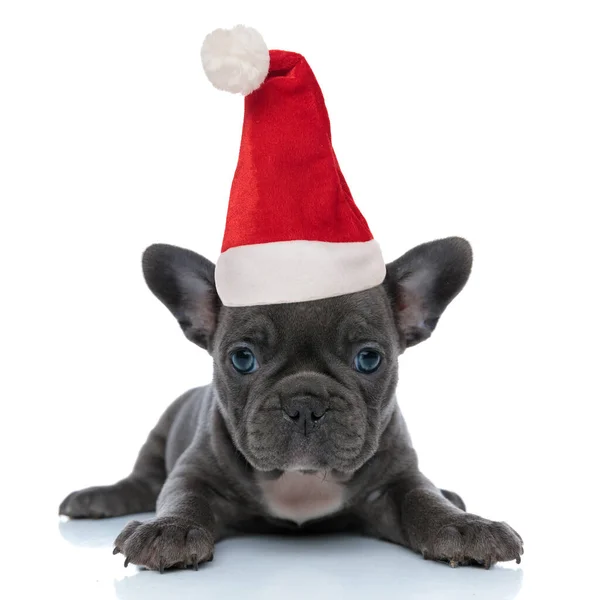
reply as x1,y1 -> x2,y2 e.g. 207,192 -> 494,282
201,25 -> 270,96
215,240 -> 387,307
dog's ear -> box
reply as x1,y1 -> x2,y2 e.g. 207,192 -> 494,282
385,237 -> 473,348
142,244 -> 221,350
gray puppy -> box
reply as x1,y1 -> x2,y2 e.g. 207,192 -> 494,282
59,236 -> 523,572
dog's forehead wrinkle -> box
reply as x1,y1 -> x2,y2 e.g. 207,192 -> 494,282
339,313 -> 386,341
221,308 -> 277,343
220,288 -> 392,339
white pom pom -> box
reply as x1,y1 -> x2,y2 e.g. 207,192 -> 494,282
201,25 -> 270,96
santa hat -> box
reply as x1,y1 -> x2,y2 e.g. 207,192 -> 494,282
201,25 -> 386,307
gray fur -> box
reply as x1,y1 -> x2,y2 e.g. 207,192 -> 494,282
59,237 -> 523,572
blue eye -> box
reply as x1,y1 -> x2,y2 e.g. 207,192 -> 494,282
354,348 -> 382,374
231,348 -> 258,374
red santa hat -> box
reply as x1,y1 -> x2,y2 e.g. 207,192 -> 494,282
201,25 -> 386,307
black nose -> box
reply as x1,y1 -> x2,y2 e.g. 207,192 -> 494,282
281,395 -> 329,435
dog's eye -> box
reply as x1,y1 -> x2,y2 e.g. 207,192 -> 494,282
230,348 -> 258,374
354,348 -> 382,374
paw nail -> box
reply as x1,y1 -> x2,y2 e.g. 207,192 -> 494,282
516,556 -> 521,564
191,554 -> 199,570
112,547 -> 120,555
124,557 -> 130,568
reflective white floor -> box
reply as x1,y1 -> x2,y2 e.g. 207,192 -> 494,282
55,514 -> 525,600
4,507 -> 574,600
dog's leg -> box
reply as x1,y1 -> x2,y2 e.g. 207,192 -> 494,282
59,392 -> 190,519
363,473 -> 523,568
112,451 -> 216,571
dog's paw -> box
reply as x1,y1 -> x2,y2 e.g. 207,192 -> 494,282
113,517 -> 214,572
423,514 -> 523,569
59,486 -> 129,519
59,480 -> 156,518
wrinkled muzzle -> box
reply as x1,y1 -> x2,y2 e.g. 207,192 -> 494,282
243,372 -> 369,473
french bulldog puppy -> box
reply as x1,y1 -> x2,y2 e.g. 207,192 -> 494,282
59,236 -> 523,572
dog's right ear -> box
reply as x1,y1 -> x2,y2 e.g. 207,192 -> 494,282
142,244 -> 221,350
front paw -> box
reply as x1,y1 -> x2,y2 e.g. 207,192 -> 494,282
59,486 -> 125,519
423,514 -> 523,569
113,517 -> 214,572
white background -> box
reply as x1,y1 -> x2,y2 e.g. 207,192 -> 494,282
1,1 -> 598,598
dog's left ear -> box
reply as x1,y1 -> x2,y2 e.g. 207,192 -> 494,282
385,236 -> 473,348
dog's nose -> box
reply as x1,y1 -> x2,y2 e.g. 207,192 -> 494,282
281,396 -> 329,435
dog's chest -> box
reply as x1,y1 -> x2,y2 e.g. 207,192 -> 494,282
259,472 -> 345,524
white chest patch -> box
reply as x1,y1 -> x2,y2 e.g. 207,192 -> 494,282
259,471 -> 345,524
